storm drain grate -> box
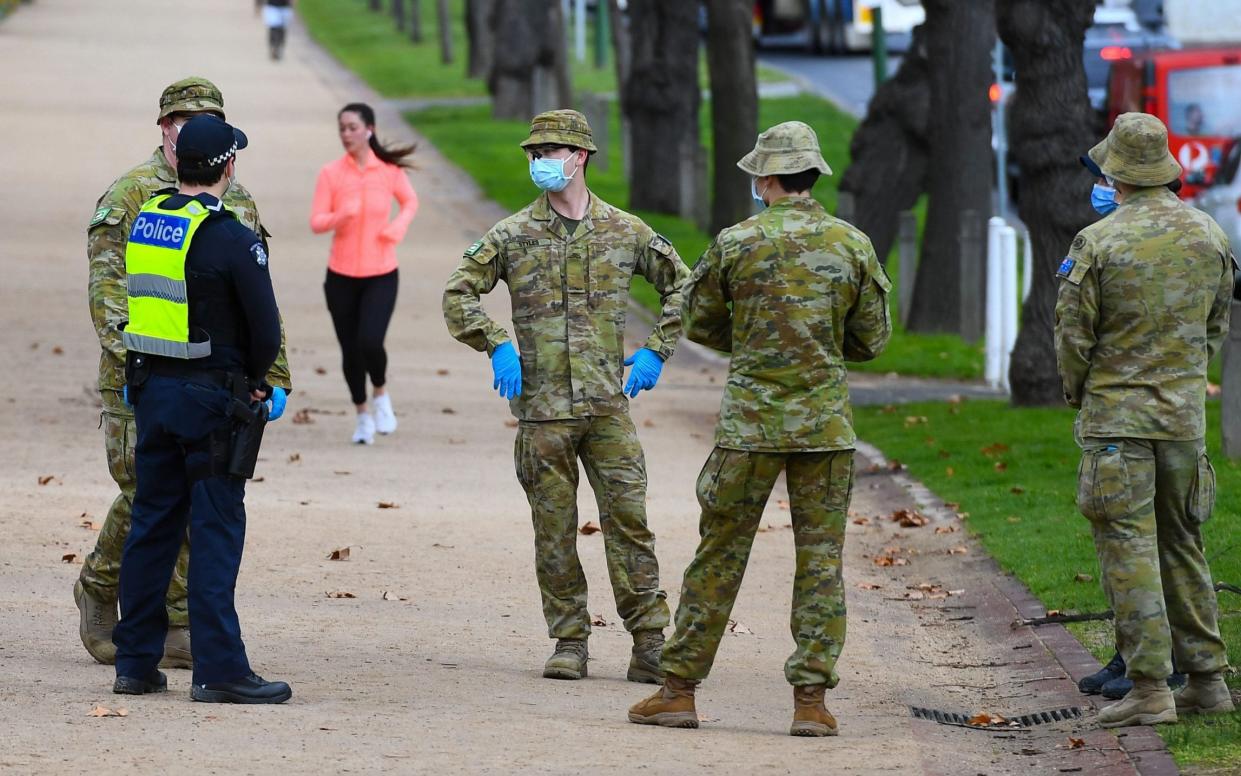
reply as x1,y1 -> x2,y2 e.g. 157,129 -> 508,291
910,705 -> 1083,729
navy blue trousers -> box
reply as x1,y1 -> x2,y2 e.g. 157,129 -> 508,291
113,374 -> 252,685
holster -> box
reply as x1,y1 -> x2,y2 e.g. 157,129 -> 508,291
226,398 -> 269,479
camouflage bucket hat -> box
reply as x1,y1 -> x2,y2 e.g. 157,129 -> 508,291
157,77 -> 225,124
738,121 -> 832,177
520,109 -> 597,153
1088,112 -> 1181,187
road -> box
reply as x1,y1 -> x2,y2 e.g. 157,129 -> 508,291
760,50 -> 902,118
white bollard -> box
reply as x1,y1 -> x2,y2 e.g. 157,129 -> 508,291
575,0 -> 587,63
1000,225 -> 1019,393
985,217 -> 1006,389
1021,228 -> 1033,302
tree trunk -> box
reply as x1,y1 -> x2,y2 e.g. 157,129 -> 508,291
467,0 -> 492,77
837,23 -> 931,264
905,0 -> 996,338
436,0 -> 454,64
410,0 -> 424,42
621,0 -> 701,213
369,0 -> 381,12
489,0 -> 572,120
998,0 -> 1097,405
608,0 -> 631,90
392,0 -> 405,31
705,0 -> 759,234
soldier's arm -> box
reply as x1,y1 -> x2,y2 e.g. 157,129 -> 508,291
87,188 -> 142,370
443,237 -> 509,354
681,239 -> 733,353
636,233 -> 690,360
1206,248 -> 1237,361
843,241 -> 893,362
1053,243 -> 1099,409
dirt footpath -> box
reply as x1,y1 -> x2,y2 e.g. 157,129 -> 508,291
0,2 -> 1165,773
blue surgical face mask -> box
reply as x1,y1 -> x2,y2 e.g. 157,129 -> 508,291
1091,182 -> 1117,215
751,178 -> 767,207
529,155 -> 578,192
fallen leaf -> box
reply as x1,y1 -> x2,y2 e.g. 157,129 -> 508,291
314,366 -> 328,375
1010,486 -> 1025,495
80,519 -> 101,531
333,471 -> 351,476
938,449 -> 952,459
1074,573 -> 1094,583
327,546 -> 354,561
856,582 -> 883,590
894,557 -> 910,566
944,502 -> 960,511
1046,609 -> 1062,617
252,476 -> 265,483
381,591 -> 408,601
291,409 -> 314,424
947,546 -> 969,555
591,613 -> 609,627
904,590 -> 925,600
441,407 -> 456,415
1006,516 -> 1022,524
980,442 -> 1010,458
288,453 -> 301,463
727,619 -> 753,635
643,419 -> 655,428
890,509 -> 929,528
945,467 -> 955,477
436,369 -> 450,376
934,525 -> 958,534
88,705 -> 127,718
431,543 -> 455,549
967,712 -> 1008,727
881,404 -> 897,414
994,461 -> 1009,472
776,499 -> 790,510
61,553 -> 79,563
1067,737 -> 1085,749
38,475 -> 57,486
326,591 -> 356,599
579,521 -> 601,535
377,501 -> 399,509
903,416 -> 928,428
696,713 -> 720,722
888,460 -> 904,472
52,346 -> 64,355
852,517 -> 870,526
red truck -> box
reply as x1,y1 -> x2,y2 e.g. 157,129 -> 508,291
1106,47 -> 1241,199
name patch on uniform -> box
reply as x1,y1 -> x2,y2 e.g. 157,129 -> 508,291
251,243 -> 269,268
129,212 -> 190,249
1056,257 -> 1075,277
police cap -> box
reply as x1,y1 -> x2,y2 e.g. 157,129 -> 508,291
176,115 -> 248,170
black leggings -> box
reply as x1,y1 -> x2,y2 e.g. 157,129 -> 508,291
324,268 -> 399,406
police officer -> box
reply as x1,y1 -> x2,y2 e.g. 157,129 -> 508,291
1055,112 -> 1235,728
111,115 -> 291,704
628,122 -> 891,736
443,110 -> 689,683
77,77 -> 291,668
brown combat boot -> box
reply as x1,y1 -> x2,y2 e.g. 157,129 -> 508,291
628,675 -> 699,728
159,626 -> 193,669
791,684 -> 839,737
1174,672 -> 1235,715
1098,677 -> 1177,728
543,638 -> 588,680
627,629 -> 665,684
74,579 -> 118,665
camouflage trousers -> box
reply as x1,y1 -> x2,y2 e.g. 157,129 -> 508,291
79,390 -> 190,626
662,447 -> 854,687
514,413 -> 670,640
1077,436 -> 1228,680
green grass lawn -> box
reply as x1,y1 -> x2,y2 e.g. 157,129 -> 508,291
857,399 -> 1241,770
300,0 -> 983,380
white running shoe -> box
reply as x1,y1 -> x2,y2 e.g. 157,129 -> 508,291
372,393 -> 398,435
351,411 -> 376,445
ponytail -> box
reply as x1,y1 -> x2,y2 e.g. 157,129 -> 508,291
340,102 -> 416,169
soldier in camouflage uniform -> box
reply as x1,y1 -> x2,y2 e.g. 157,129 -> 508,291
1056,112 -> 1235,728
77,77 -> 293,668
443,110 -> 687,683
629,122 -> 891,736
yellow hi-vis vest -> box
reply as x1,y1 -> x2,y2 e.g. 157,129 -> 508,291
123,194 -> 214,359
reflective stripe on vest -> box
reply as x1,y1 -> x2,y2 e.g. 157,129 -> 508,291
122,194 -> 213,359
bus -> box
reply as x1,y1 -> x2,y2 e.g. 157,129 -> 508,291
752,0 -> 926,55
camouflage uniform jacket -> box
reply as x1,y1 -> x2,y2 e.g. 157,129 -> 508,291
88,147 -> 292,394
443,191 -> 689,421
1055,185 -> 1234,440
683,197 -> 892,452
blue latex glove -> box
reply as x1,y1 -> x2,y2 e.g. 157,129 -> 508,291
122,385 -> 132,408
266,386 -> 288,421
623,348 -> 664,398
491,342 -> 523,400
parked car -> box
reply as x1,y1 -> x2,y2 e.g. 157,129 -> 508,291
751,0 -> 923,55
1083,5 -> 1179,112
1106,46 -> 1241,198
1193,136 -> 1241,259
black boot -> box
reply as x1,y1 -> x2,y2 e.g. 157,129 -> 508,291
191,673 -> 292,704
1079,652 -> 1125,695
1102,671 -> 1188,700
113,669 -> 167,695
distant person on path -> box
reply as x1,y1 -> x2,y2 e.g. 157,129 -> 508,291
443,110 -> 688,683
628,121 -> 892,736
78,77 -> 292,670
112,114 -> 290,703
263,0 -> 293,61
311,103 -> 418,444
1056,112 -> 1236,729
